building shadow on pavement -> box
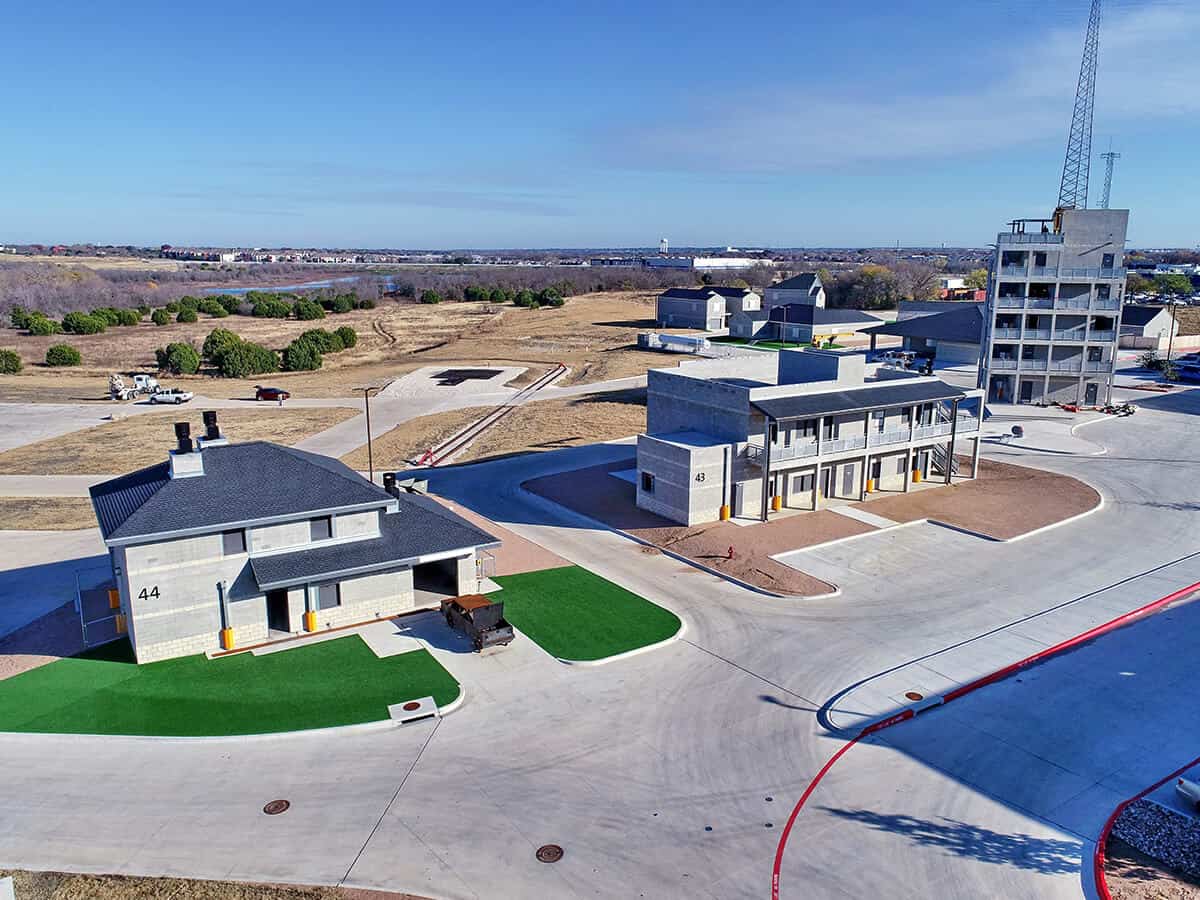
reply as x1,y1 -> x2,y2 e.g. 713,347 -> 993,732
817,807 -> 1082,875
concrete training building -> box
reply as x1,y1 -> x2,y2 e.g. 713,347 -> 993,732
1119,304 -> 1178,350
864,304 -> 984,366
729,303 -> 881,345
763,272 -> 826,310
89,415 -> 499,663
635,348 -> 984,525
656,286 -> 761,330
979,208 -> 1128,406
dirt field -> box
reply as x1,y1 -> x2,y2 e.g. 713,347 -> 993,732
0,407 -> 357,475
0,497 -> 97,531
0,870 -> 424,900
341,389 -> 646,471
0,291 -> 676,403
851,457 -> 1101,539
1105,836 -> 1200,899
2,254 -> 191,271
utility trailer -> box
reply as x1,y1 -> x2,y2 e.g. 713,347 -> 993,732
440,594 -> 514,651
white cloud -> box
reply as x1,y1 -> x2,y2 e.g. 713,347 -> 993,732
605,2 -> 1200,173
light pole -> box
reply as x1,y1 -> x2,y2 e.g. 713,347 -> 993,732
354,386 -> 382,483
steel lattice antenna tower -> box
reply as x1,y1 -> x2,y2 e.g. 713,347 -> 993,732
1057,0 -> 1102,210
1099,148 -> 1120,208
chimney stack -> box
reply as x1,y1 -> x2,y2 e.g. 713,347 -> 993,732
174,421 -> 192,454
383,472 -> 400,498
197,410 -> 229,449
169,421 -> 205,479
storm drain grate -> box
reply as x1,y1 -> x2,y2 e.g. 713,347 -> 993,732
536,844 -> 564,863
263,799 -> 290,815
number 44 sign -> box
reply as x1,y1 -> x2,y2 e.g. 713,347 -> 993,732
137,586 -> 160,602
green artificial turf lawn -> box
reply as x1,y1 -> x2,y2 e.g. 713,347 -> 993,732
0,636 -> 459,737
708,336 -> 842,351
491,565 -> 681,661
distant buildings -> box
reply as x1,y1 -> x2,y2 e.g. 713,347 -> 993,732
656,286 -> 761,331
763,272 -> 826,310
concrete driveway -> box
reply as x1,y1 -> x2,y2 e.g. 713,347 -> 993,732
0,389 -> 1198,898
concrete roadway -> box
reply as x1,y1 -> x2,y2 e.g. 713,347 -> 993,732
0,390 -> 1197,897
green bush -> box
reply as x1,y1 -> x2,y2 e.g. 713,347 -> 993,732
294,298 -> 326,320
202,327 -> 242,361
90,307 -> 122,326
116,308 -> 142,326
27,315 -> 62,336
198,298 -> 229,318
251,299 -> 292,318
283,338 -> 323,371
164,301 -> 181,313
298,328 -> 343,354
155,342 -> 200,375
334,325 -> 357,349
176,308 -> 198,324
177,295 -> 200,311
213,294 -> 242,315
538,287 -> 563,307
9,307 -> 33,329
151,309 -> 171,326
356,298 -> 375,310
513,289 -> 536,308
0,349 -> 21,374
62,312 -> 106,334
136,304 -> 152,316
463,285 -> 489,302
215,341 -> 278,378
491,287 -> 513,304
330,294 -> 355,313
45,344 -> 82,367
419,289 -> 442,305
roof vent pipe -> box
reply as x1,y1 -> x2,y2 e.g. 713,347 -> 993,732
174,421 -> 192,454
203,410 -> 220,442
383,472 -> 401,499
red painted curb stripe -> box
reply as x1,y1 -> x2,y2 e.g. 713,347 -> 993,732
770,578 -> 1200,900
1093,751 -> 1200,900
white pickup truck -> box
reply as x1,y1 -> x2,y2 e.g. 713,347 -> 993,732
149,388 -> 194,405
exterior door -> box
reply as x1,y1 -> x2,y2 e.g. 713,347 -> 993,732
1085,382 -> 1098,405
1019,380 -> 1034,403
842,464 -> 855,497
821,467 -> 835,498
266,589 -> 289,632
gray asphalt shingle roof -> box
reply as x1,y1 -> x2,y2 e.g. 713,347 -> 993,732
90,442 -> 395,543
769,273 -> 821,292
752,379 -> 965,421
1120,305 -> 1166,328
768,304 -> 880,326
249,494 -> 499,589
866,305 -> 983,343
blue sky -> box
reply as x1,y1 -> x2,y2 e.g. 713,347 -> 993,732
3,0 -> 1196,248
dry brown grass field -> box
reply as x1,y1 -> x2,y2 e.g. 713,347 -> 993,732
0,497 -> 97,531
0,407 -> 357,475
0,869 -> 425,900
0,291 -> 673,402
4,254 -> 191,271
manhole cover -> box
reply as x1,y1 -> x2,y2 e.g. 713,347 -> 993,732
402,701 -> 422,712
263,799 -> 290,815
904,691 -> 924,702
536,844 -> 564,864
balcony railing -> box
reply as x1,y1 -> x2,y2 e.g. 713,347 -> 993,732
1093,300 -> 1120,311
1027,297 -> 1054,309
1000,265 -> 1028,276
1059,267 -> 1126,279
1020,358 -> 1049,371
824,435 -> 868,453
993,327 -> 1021,339
1023,328 -> 1051,340
1055,298 -> 1091,310
1050,360 -> 1082,373
1084,360 -> 1112,373
990,358 -> 1018,370
1089,330 -> 1116,342
997,296 -> 1025,308
913,422 -> 953,439
1053,329 -> 1086,341
868,429 -> 911,447
998,233 -> 1065,245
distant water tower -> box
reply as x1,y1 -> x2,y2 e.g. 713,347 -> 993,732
659,237 -> 669,255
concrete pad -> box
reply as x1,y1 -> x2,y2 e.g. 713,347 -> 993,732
826,504 -> 898,529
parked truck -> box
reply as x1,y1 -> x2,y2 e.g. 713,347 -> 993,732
109,373 -> 162,401
440,595 -> 515,651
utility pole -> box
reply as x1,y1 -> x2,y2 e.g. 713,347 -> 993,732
354,386 -> 382,483
1057,0 -> 1102,211
1100,147 -> 1120,209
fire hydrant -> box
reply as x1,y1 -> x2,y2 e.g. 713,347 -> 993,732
727,545 -> 736,560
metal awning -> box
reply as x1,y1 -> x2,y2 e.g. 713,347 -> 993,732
751,381 -> 966,422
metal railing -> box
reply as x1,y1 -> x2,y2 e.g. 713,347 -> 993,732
1088,330 -> 1116,342
993,327 -> 1021,339
913,422 -> 953,439
823,435 -> 867,453
1055,298 -> 1091,310
1050,360 -> 1082,373
1023,328 -> 1051,340
1019,358 -> 1049,371
1053,329 -> 1086,340
1093,300 -> 1120,311
1031,266 -> 1059,277
999,233 -> 1064,245
996,296 -> 1025,308
1059,267 -> 1126,279
1084,360 -> 1112,373
868,429 -> 910,447
990,358 -> 1018,370
1000,265 -> 1028,276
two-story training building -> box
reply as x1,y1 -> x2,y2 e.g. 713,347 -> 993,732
655,286 -> 761,331
88,413 -> 499,663
635,348 -> 984,525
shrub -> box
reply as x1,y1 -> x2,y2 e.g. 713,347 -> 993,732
0,349 -> 21,374
90,307 -> 122,326
356,298 -> 375,310
177,295 -> 200,311
283,338 -> 323,371
298,328 -> 343,353
45,344 -> 82,367
213,294 -> 242,315
334,325 -> 357,349
538,287 -> 563,307
294,298 -> 326,320
176,308 -> 198,324
491,287 -> 513,304
62,312 -> 106,334
419,289 -> 442,305
116,308 -> 142,326
198,298 -> 229,318
251,298 -> 292,318
136,304 -> 152,316
9,307 -> 33,329
215,341 -> 278,378
151,309 -> 171,326
27,315 -> 62,336
463,285 -> 489,302
330,294 -> 355,313
202,327 -> 241,361
513,289 -> 536,308
164,301 -> 181,313
155,342 -> 200,375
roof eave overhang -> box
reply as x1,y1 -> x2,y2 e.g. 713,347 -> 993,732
252,539 -> 502,591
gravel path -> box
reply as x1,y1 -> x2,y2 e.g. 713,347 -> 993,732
1112,799 -> 1200,883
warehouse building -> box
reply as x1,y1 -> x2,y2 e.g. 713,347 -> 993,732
89,414 -> 499,663
636,348 -> 984,525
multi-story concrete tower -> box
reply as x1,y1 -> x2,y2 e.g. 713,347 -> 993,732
978,207 -> 1128,407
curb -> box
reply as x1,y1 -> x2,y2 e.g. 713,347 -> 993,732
1094,753 -> 1200,900
770,578 -> 1200,900
553,616 -> 688,667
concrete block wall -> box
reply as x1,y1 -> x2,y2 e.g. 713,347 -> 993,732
647,369 -> 755,442
335,510 -> 380,539
636,435 -> 728,525
455,554 -> 479,596
313,569 -> 414,630
250,520 -> 310,553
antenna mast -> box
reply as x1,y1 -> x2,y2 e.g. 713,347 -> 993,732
1099,148 -> 1120,209
1057,0 -> 1102,211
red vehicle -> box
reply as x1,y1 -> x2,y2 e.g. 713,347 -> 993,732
255,386 -> 291,402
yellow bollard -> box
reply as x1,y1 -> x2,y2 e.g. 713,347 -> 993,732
220,627 -> 235,650
772,495 -> 782,512
719,504 -> 731,521
866,478 -> 875,494
304,610 -> 318,633
913,468 -> 922,484
108,589 -> 120,610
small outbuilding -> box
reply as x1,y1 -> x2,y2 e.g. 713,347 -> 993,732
864,304 -> 984,365
1119,304 -> 1178,350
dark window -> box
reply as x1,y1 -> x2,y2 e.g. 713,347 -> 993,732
822,419 -> 839,440
1034,252 -> 1048,267
1022,346 -> 1036,360
1088,347 -> 1103,362
641,472 -> 655,494
221,529 -> 246,555
1096,284 -> 1110,300
310,516 -> 332,541
873,411 -> 886,432
901,407 -> 912,425
1101,253 -> 1115,269
769,422 -> 778,443
317,583 -> 340,610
